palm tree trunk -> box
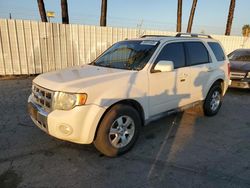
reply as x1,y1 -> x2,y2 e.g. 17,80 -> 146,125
225,0 -> 235,35
100,0 -> 108,26
37,0 -> 47,22
61,0 -> 69,24
176,0 -> 182,32
186,0 -> 197,33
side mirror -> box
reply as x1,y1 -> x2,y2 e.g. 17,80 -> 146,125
153,60 -> 174,73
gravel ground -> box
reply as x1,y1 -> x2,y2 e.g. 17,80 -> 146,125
0,77 -> 250,188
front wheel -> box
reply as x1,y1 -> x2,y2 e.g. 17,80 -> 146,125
203,83 -> 223,116
94,104 -> 141,157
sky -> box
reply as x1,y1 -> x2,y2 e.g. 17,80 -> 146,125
0,0 -> 249,36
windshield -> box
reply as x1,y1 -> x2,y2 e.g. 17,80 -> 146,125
92,40 -> 159,70
228,50 -> 250,62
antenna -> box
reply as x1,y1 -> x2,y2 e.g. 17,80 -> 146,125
136,19 -> 144,37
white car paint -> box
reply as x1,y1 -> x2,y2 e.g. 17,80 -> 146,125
28,36 -> 230,144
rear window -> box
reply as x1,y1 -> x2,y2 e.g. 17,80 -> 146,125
228,50 -> 250,62
185,42 -> 210,66
208,42 -> 225,61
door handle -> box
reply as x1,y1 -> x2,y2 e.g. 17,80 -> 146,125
180,78 -> 186,82
179,73 -> 188,82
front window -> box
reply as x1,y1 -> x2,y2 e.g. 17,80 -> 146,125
228,50 -> 250,62
92,40 -> 159,70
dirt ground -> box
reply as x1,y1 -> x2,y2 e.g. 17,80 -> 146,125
0,77 -> 250,188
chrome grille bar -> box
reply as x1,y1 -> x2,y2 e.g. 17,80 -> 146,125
32,84 -> 53,112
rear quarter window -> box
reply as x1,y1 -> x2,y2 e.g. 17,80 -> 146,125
208,42 -> 225,61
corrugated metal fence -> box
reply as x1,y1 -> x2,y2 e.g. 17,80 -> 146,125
0,19 -> 250,75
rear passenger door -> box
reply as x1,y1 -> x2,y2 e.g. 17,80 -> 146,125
184,41 -> 212,101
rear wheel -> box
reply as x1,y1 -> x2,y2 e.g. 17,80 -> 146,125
203,83 -> 223,116
94,104 -> 141,157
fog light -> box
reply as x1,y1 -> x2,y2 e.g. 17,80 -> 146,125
59,124 -> 73,135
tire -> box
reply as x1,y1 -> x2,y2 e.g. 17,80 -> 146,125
94,104 -> 141,157
203,83 -> 223,116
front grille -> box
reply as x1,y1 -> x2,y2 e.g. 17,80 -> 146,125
32,84 -> 53,112
230,72 -> 246,79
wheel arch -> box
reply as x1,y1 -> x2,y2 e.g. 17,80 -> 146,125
203,78 -> 224,116
205,78 -> 225,98
94,99 -> 145,140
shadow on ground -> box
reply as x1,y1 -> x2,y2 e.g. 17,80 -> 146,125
0,78 -> 250,188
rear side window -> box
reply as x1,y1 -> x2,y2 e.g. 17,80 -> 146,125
155,42 -> 185,69
208,42 -> 225,61
185,42 -> 210,66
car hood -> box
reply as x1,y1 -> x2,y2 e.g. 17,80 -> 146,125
230,60 -> 250,72
33,65 -> 136,93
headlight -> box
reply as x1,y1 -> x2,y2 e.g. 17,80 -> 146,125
52,92 -> 87,110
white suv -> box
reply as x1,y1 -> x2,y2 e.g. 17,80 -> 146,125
28,33 -> 230,157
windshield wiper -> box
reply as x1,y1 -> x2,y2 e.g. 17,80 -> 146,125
93,61 -> 139,71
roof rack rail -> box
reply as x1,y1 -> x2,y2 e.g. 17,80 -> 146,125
141,35 -> 170,38
175,33 -> 212,39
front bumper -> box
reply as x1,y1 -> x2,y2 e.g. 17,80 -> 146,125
28,101 -> 49,132
28,95 -> 106,144
229,80 -> 250,89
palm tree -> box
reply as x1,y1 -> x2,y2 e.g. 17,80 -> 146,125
37,0 -> 47,22
186,0 -> 197,33
225,0 -> 236,35
61,0 -> 69,24
242,25 -> 250,37
100,0 -> 108,26
176,0 -> 182,32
